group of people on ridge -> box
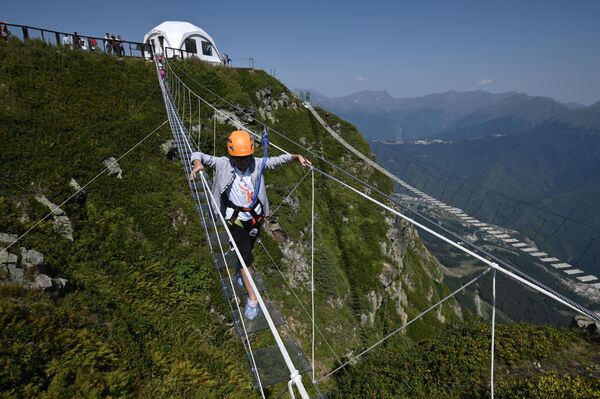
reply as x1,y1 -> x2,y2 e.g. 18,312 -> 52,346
189,130 -> 311,320
104,33 -> 125,56
63,32 -> 97,51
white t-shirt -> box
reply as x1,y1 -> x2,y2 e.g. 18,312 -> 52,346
225,167 -> 262,221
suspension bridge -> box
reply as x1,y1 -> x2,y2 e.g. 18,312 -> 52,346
2,52 -> 598,398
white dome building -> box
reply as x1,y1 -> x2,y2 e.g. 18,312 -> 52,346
144,21 -> 223,63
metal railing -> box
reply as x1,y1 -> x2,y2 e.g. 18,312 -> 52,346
1,22 -> 260,70
163,46 -> 195,60
162,47 -> 255,69
1,22 -> 153,59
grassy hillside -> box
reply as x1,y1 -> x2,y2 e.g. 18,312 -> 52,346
1,39 -> 598,398
0,39 -> 460,397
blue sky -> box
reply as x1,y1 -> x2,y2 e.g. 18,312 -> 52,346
3,0 -> 599,104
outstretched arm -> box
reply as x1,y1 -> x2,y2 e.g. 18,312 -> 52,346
264,154 -> 312,170
292,154 -> 312,168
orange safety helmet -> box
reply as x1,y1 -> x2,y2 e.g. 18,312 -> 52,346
227,130 -> 255,156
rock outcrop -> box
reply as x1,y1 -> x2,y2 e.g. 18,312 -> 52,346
1,242 -> 68,293
103,156 -> 123,179
34,194 -> 74,241
161,139 -> 178,161
0,233 -> 18,246
256,87 -> 299,121
69,178 -> 87,204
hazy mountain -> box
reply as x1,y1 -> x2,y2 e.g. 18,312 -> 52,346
553,100 -> 600,130
563,101 -> 587,110
302,89 -> 526,140
437,94 -> 570,140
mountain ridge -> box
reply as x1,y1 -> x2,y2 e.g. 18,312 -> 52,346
301,88 -> 597,141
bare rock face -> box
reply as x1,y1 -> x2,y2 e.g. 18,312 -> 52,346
0,248 -> 17,264
1,249 -> 21,282
364,290 -> 383,327
214,109 -> 245,130
282,195 -> 300,217
170,207 -> 188,231
103,157 -> 123,179
6,264 -> 24,282
21,247 -> 44,273
34,195 -> 74,241
473,290 -> 483,317
255,87 -> 299,121
280,240 -> 311,288
33,274 -> 53,290
69,178 -> 87,204
0,233 -> 18,246
52,278 -> 68,291
365,215 -> 455,331
263,219 -> 286,242
233,103 -> 257,124
378,263 -> 397,288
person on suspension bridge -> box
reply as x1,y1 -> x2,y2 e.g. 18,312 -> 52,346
189,130 -> 311,320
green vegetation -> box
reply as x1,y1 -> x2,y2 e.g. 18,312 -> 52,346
333,319 -> 600,398
1,39 -> 598,398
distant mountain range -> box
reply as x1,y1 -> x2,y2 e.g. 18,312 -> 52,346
298,88 -> 592,141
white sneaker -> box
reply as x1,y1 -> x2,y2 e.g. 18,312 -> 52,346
244,301 -> 260,320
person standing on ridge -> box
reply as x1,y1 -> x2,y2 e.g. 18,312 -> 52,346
189,130 -> 311,320
104,33 -> 112,55
72,32 -> 81,49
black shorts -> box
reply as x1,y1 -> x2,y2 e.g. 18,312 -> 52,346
229,221 -> 260,273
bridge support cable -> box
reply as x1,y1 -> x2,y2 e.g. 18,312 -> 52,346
197,98 -> 201,151
213,110 -> 216,156
260,167 -> 348,377
198,171 -> 311,399
158,66 -> 312,399
164,60 -> 600,324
